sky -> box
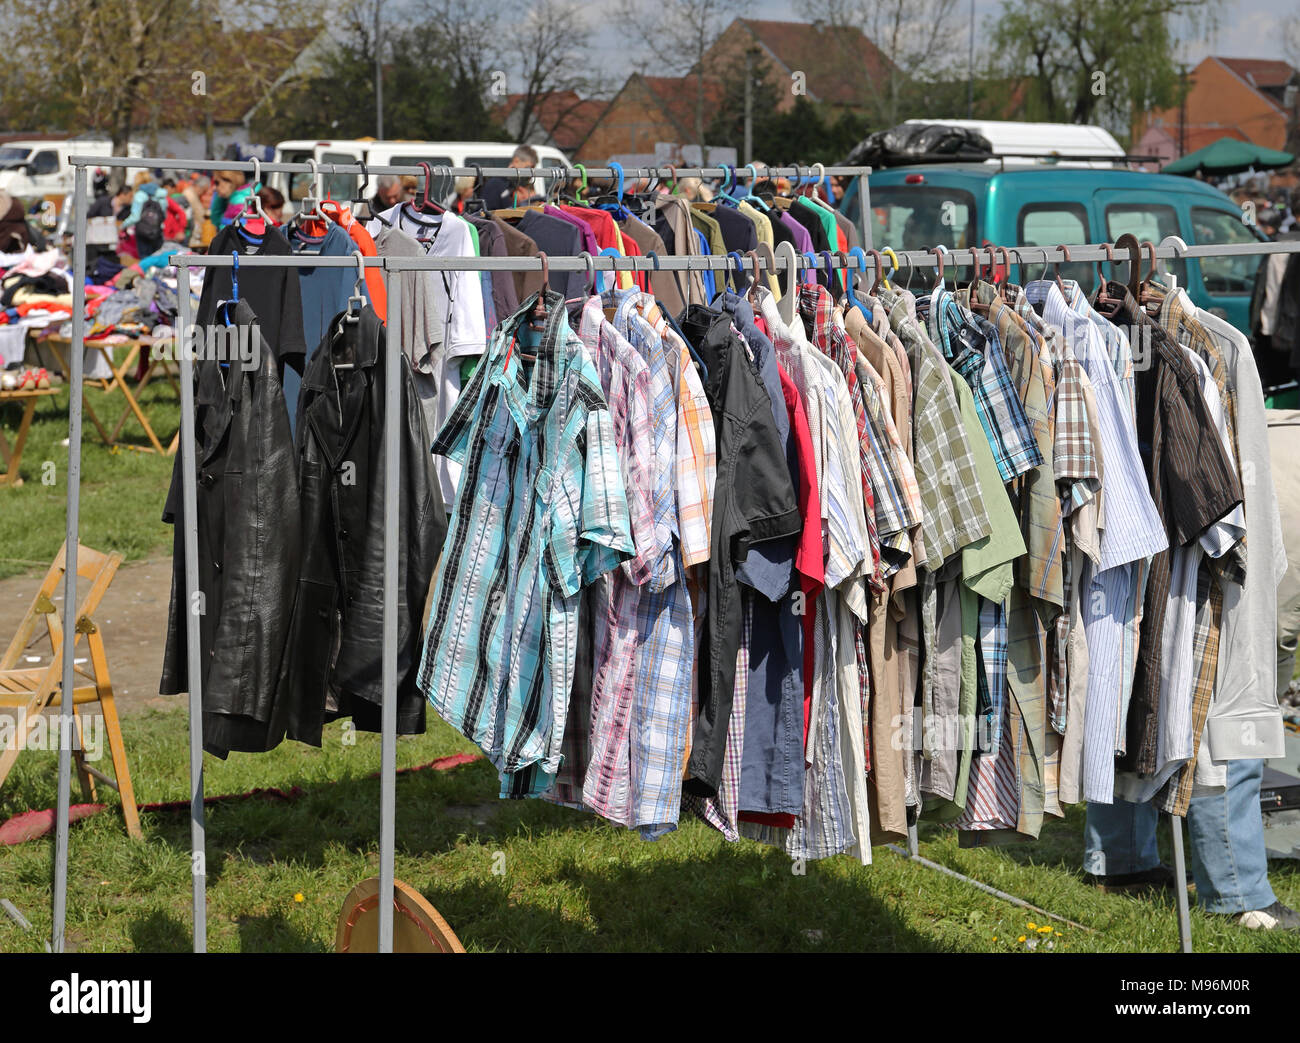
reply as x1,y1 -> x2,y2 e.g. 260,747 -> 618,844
592,0 -> 1296,77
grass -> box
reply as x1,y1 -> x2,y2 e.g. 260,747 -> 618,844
2,708 -> 1298,953
2,374 -> 1299,952
0,377 -> 177,580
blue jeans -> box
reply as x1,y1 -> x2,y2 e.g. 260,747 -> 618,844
1084,758 -> 1277,914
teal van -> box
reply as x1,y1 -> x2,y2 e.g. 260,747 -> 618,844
839,166 -> 1266,336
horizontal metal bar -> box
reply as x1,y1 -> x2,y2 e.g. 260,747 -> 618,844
168,237 -> 1300,275
70,154 -> 869,180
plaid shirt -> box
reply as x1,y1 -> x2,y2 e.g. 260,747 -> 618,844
615,291 -> 706,839
927,288 -> 1043,483
567,297 -> 657,825
664,322 -> 716,568
877,286 -> 991,764
420,293 -> 635,795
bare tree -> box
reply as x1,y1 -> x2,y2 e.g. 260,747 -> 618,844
797,0 -> 962,125
502,0 -> 594,145
615,0 -> 744,160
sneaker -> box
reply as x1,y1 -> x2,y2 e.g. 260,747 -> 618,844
1233,901 -> 1300,930
33,367 -> 50,389
1085,864 -> 1181,895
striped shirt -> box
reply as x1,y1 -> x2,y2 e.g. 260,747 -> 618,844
419,292 -> 635,794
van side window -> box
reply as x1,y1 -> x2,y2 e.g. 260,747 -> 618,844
30,150 -> 58,176
319,153 -> 359,202
1104,203 -> 1186,286
1017,203 -> 1093,293
1192,208 -> 1262,295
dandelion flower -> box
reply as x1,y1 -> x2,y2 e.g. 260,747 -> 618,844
1017,935 -> 1027,943
293,892 -> 305,903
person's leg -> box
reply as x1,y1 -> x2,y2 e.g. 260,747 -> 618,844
1084,798 -> 1160,876
1185,757 -> 1276,914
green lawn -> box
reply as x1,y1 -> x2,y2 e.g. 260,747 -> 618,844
2,708 -> 1298,953
3,375 -> 1299,953
0,378 -> 177,580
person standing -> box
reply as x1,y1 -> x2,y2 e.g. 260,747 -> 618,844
481,145 -> 540,210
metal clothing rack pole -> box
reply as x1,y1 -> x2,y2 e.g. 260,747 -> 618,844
51,164 -> 89,954
174,254 -> 205,951
70,154 -> 872,182
57,154 -> 1300,955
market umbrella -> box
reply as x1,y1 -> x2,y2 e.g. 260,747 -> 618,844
1163,136 -> 1294,176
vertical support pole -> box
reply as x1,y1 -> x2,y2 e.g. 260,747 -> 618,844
858,167 -> 874,251
176,259 -> 207,952
379,262 -> 401,952
907,817 -> 919,858
52,163 -> 89,953
1169,813 -> 1193,953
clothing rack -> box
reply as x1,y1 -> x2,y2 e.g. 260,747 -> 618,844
49,153 -> 1300,956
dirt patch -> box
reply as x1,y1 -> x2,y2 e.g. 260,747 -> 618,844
0,556 -> 179,715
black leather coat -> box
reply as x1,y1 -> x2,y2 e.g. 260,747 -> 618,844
160,300 -> 302,757
277,304 -> 447,745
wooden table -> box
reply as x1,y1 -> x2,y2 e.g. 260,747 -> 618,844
38,333 -> 178,456
0,386 -> 59,487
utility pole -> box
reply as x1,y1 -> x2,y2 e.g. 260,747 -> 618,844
1178,63 -> 1188,158
967,0 -> 975,118
743,49 -> 754,166
375,0 -> 384,139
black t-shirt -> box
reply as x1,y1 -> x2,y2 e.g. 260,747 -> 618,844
197,224 -> 307,370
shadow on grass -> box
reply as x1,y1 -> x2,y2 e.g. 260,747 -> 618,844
128,910 -> 191,953
419,849 -> 944,953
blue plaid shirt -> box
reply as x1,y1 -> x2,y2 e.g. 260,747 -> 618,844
419,292 -> 635,795
924,288 -> 1043,484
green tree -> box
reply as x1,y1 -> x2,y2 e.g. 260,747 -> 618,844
992,0 -> 1214,131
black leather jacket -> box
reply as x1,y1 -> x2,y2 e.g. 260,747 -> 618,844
277,304 -> 447,745
160,300 -> 302,757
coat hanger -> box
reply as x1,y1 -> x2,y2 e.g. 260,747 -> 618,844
1114,232 -> 1141,299
1094,242 -> 1116,295
744,249 -> 763,304
1156,234 -> 1187,291
462,164 -> 488,216
413,162 -> 445,216
839,250 -> 860,309
993,245 -> 1012,288
754,240 -> 776,297
350,159 -> 379,223
1053,244 -> 1071,294
492,167 -> 544,219
234,157 -> 267,236
930,245 -> 948,293
525,252 -> 550,337
880,247 -> 899,290
775,239 -> 800,325
1138,239 -> 1163,313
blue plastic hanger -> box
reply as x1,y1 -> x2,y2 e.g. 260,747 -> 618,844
847,247 -> 870,314
598,247 -> 624,294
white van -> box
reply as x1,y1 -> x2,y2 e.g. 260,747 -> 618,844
0,138 -> 146,201
269,139 -> 571,217
901,119 -> 1127,169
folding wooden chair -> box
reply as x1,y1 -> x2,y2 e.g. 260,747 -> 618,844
0,542 -> 141,839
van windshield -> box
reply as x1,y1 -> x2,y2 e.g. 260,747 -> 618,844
870,185 -> 977,278
0,147 -> 31,168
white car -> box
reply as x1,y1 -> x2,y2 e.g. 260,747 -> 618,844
0,138 -> 145,203
267,139 -> 571,218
